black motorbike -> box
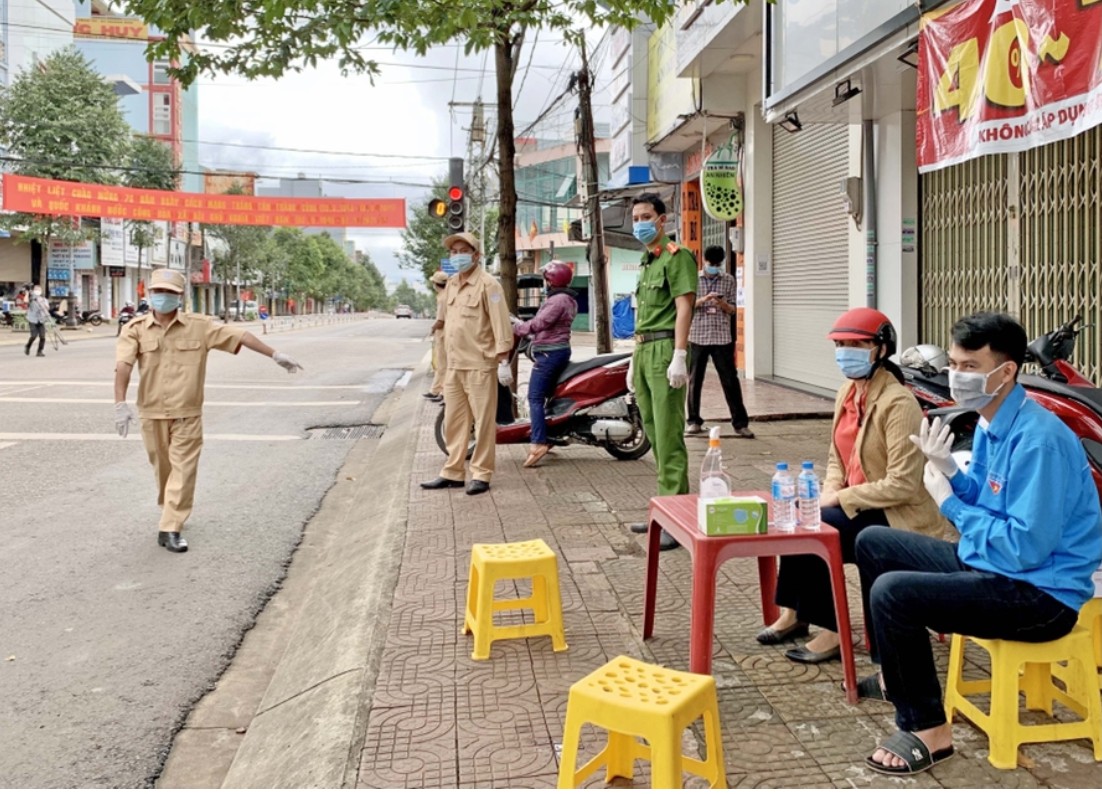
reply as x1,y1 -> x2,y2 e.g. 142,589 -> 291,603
79,309 -> 103,326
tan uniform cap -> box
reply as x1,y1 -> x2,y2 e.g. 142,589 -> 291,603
443,231 -> 480,251
149,269 -> 185,294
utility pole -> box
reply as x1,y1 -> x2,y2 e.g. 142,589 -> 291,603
575,40 -> 611,353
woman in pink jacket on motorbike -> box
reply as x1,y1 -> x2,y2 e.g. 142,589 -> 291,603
513,261 -> 578,468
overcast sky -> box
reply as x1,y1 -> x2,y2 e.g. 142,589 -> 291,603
196,32 -> 606,289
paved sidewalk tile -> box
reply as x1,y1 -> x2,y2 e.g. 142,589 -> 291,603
356,387 -> 1101,789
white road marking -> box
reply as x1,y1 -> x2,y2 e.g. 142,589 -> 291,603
0,398 -> 352,407
0,432 -> 302,442
0,441 -> 18,450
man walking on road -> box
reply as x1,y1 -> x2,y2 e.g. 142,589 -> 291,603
685,245 -> 753,438
24,285 -> 49,357
114,268 -> 303,553
423,269 -> 450,403
626,192 -> 698,551
420,232 -> 513,496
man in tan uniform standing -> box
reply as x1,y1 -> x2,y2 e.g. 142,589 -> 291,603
423,269 -> 450,402
114,268 -> 303,553
421,232 -> 513,495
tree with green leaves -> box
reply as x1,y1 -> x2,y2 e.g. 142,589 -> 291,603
0,46 -> 132,282
397,176 -> 450,284
205,185 -> 271,317
121,0 -> 740,320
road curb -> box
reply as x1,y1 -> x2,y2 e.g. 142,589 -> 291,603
216,355 -> 427,788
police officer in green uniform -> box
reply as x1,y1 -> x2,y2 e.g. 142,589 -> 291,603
626,192 -> 698,551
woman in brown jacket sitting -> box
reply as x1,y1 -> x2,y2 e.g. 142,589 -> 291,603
756,308 -> 956,664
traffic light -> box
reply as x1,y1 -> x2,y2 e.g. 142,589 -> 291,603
428,198 -> 447,218
447,156 -> 465,232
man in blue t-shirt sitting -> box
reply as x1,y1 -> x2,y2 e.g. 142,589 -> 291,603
853,312 -> 1102,777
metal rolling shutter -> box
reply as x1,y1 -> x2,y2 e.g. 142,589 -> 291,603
772,123 -> 850,391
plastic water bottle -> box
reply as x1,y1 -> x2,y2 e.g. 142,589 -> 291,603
797,461 -> 821,530
771,462 -> 797,531
700,427 -> 731,499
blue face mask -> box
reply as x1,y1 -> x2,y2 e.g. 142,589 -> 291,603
633,220 -> 659,246
704,265 -> 722,276
835,346 -> 874,379
150,293 -> 181,313
449,253 -> 475,272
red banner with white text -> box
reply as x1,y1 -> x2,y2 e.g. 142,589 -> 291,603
1,174 -> 406,227
917,0 -> 1102,173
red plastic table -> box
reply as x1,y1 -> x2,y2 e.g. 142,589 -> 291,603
641,492 -> 859,704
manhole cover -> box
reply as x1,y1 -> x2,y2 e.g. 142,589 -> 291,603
306,424 -> 385,440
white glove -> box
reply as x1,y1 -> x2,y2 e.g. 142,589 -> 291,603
909,416 -> 958,477
114,402 -> 135,438
667,349 -> 689,389
509,314 -> 522,327
272,351 -> 303,373
497,360 -> 514,387
923,461 -> 953,508
626,354 -> 635,394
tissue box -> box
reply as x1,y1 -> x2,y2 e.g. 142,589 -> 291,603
697,496 -> 768,536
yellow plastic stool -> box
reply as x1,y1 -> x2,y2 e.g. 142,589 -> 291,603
556,656 -> 726,789
944,626 -> 1102,769
463,539 -> 567,660
1079,598 -> 1102,687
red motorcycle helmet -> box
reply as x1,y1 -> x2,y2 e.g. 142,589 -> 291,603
828,307 -> 897,357
542,261 -> 573,289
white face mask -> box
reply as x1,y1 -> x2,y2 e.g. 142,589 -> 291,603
949,362 -> 1010,411
32,288 -> 42,297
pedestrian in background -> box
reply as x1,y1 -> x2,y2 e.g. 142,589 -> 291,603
625,192 -> 698,551
424,269 -> 450,403
24,285 -> 49,357
512,260 -> 577,468
420,232 -> 512,496
685,245 -> 753,438
114,268 -> 303,553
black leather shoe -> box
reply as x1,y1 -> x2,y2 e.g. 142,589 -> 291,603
158,532 -> 188,553
421,477 -> 465,490
658,531 -> 680,551
628,522 -> 648,534
755,622 -> 810,645
784,644 -> 841,664
466,479 -> 490,496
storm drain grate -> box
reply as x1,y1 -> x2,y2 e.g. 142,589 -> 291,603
306,424 -> 385,441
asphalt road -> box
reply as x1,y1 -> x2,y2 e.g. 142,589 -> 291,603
0,316 -> 432,787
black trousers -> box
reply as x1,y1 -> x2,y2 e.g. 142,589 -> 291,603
686,341 -> 749,429
773,505 -> 888,631
26,322 -> 45,353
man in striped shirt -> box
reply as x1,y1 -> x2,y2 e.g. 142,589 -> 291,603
685,245 -> 753,438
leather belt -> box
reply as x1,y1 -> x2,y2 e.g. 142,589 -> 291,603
633,330 -> 675,344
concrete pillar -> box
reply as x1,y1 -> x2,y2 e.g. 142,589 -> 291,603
743,80 -> 774,380
874,110 -> 919,349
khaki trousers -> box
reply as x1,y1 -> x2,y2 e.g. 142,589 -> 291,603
431,328 -> 447,395
440,368 -> 498,483
140,416 -> 204,533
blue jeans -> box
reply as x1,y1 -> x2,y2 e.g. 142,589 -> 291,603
528,348 -> 571,444
855,526 -> 1078,733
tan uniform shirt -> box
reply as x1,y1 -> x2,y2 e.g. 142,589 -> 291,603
116,312 -> 247,419
441,267 -> 513,371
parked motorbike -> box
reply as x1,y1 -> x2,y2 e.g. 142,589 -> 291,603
433,335 -> 651,461
116,300 -> 149,336
79,309 -> 103,326
898,314 -> 1102,494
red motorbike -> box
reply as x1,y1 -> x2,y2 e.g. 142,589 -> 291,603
899,315 -> 1102,496
433,335 -> 651,461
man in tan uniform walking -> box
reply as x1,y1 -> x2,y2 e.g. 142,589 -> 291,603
423,269 -> 450,402
420,232 -> 512,495
114,268 -> 303,553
